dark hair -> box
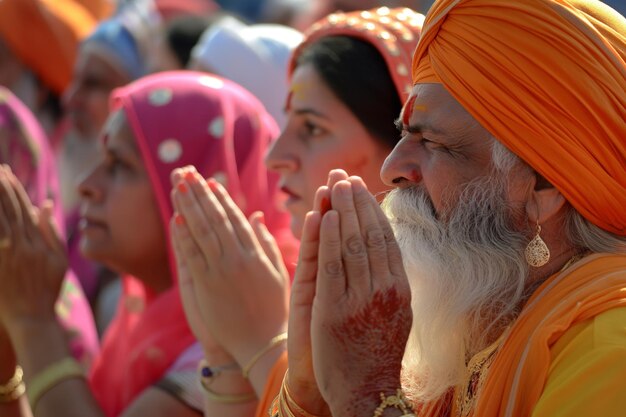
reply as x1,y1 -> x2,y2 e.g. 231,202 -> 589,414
296,36 -> 402,149
165,14 -> 216,67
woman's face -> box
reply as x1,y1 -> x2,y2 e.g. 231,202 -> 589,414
63,50 -> 130,139
78,110 -> 169,282
265,63 -> 391,238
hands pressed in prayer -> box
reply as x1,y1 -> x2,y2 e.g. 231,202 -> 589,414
284,170 -> 350,417
170,166 -> 289,393
290,170 -> 413,417
0,165 -> 67,332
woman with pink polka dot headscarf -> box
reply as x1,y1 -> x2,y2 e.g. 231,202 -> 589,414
0,71 -> 296,417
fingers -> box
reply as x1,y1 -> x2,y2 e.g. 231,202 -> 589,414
250,212 -> 287,278
206,177 -> 260,252
294,211 -> 321,287
348,177 -> 390,286
171,170 -> 230,262
0,166 -> 24,243
8,171 -> 40,241
330,181 -> 371,294
316,210 -> 345,302
372,200 -> 405,279
327,169 -> 349,188
313,186 -> 331,215
170,214 -> 211,286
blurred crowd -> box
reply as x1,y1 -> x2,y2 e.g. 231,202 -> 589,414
0,1 -> 625,417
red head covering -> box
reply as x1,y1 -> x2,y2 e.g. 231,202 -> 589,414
0,0 -> 96,94
412,0 -> 626,235
88,71 -> 297,416
155,0 -> 217,21
289,6 -> 425,102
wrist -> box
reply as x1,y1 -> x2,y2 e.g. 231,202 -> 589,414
6,318 -> 70,378
5,316 -> 59,342
198,358 -> 256,404
0,334 -> 16,380
246,343 -> 286,396
286,372 -> 331,417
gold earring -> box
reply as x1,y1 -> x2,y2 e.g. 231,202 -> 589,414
525,222 -> 550,267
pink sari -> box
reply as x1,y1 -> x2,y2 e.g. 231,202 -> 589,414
88,71 -> 298,416
0,87 -> 99,366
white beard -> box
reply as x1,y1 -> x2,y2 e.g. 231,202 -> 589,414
382,175 -> 530,402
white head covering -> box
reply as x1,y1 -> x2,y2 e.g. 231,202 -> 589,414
191,21 -> 303,128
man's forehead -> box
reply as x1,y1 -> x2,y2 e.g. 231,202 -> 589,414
403,83 -> 478,129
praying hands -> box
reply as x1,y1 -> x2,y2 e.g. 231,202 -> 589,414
288,171 -> 413,417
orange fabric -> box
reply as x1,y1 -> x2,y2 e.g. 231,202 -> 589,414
0,0 -> 96,94
478,254 -> 626,417
72,0 -> 113,20
255,351 -> 289,417
411,0 -> 626,235
416,254 -> 626,417
290,7 -> 425,103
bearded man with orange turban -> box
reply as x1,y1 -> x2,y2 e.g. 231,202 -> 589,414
277,1 -> 626,417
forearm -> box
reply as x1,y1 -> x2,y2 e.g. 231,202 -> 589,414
7,319 -> 105,417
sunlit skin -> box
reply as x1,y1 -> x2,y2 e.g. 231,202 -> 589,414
77,110 -> 171,293
382,83 -> 532,216
265,63 -> 392,238
63,50 -> 130,138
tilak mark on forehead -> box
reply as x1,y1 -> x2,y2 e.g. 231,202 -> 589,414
285,82 -> 310,112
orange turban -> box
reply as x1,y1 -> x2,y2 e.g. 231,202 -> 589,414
72,0 -> 114,20
412,0 -> 626,236
0,0 -> 96,94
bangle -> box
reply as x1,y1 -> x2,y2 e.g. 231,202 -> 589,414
199,380 -> 256,404
27,357 -> 84,411
198,359 -> 240,384
242,333 -> 287,379
269,371 -> 323,417
0,366 -> 25,402
198,359 -> 255,404
372,389 -> 413,417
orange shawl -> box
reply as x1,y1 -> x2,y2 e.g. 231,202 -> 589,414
418,254 -> 626,417
412,0 -> 626,235
256,351 -> 289,417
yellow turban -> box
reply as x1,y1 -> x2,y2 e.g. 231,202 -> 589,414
412,0 -> 626,236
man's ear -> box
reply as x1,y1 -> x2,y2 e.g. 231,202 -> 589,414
525,173 -> 567,224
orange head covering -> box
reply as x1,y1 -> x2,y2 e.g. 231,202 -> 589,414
0,0 -> 96,94
411,0 -> 626,236
289,6 -> 425,102
72,0 -> 114,20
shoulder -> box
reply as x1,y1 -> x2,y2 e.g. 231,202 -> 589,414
532,306 -> 626,417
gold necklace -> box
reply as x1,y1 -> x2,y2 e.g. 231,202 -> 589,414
454,332 -> 507,417
558,251 -> 588,273
453,251 -> 590,417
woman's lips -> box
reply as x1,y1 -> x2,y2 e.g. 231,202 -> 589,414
280,186 -> 302,206
78,217 -> 107,232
